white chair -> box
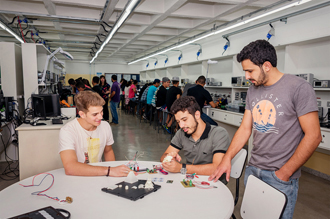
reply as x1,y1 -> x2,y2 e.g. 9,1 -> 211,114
230,148 -> 247,219
240,175 -> 287,219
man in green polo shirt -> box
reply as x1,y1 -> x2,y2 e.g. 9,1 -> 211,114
160,96 -> 230,175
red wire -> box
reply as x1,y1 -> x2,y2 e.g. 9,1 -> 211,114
31,31 -> 36,43
17,16 -> 26,43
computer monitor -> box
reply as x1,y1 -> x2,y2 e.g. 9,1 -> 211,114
31,94 -> 61,119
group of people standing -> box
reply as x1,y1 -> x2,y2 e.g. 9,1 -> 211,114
68,75 -> 123,125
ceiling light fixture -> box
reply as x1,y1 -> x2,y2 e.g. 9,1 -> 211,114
128,0 -> 311,65
90,0 -> 141,63
0,20 -> 24,43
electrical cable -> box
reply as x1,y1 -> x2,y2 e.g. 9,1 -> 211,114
19,173 -> 67,202
17,16 -> 26,43
8,16 -> 17,25
102,21 -> 112,28
100,23 -> 109,33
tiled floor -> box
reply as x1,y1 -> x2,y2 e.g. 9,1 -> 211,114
1,110 -> 329,218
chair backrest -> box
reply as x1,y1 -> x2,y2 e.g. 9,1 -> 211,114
230,148 -> 247,179
240,175 -> 287,219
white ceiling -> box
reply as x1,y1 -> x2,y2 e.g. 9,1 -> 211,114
0,0 -> 312,62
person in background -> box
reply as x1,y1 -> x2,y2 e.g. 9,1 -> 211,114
144,79 -> 160,120
92,76 -> 102,97
160,96 -> 229,175
209,40 -> 322,219
99,75 -> 111,122
68,78 -> 77,94
120,79 -> 127,110
129,80 -> 138,101
109,75 -> 120,125
82,78 -> 92,88
165,77 -> 182,131
76,81 -> 93,92
187,76 -> 218,126
124,81 -> 132,106
156,77 -> 170,110
59,91 -> 132,177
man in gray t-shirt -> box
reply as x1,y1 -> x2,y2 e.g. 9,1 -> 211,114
160,96 -> 229,176
209,40 -> 321,219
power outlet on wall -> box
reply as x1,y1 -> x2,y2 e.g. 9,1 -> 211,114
327,101 -> 330,107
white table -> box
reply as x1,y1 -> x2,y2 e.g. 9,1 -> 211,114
0,161 -> 234,219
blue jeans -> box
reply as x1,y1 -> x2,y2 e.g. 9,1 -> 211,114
110,101 -> 119,124
244,165 -> 299,219
201,112 -> 218,126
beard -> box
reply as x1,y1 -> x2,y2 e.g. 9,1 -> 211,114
252,67 -> 268,87
186,117 -> 199,135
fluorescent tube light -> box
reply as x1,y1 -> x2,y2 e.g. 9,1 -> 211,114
0,20 -> 24,43
90,0 -> 140,63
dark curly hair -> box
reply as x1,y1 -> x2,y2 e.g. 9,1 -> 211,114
170,96 -> 201,115
237,40 -> 277,67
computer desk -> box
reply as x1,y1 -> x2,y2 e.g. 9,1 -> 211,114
0,161 -> 234,219
16,107 -> 76,180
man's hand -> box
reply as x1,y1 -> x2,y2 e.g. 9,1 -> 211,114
162,160 -> 181,173
167,152 -> 182,162
110,165 -> 135,177
208,157 -> 231,182
275,169 -> 290,182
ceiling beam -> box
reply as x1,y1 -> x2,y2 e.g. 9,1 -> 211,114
42,0 -> 65,41
108,0 -> 188,58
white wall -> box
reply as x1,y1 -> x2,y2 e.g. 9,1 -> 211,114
139,3 -> 330,72
64,61 -> 141,75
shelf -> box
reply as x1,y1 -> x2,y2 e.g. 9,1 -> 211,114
314,88 -> 330,91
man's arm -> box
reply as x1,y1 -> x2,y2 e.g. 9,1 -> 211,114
104,145 -> 115,161
275,111 -> 322,181
209,110 -> 253,182
60,148 -> 131,177
109,91 -> 116,99
162,152 -> 224,175
209,101 -> 217,108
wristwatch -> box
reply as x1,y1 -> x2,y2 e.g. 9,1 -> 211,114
180,163 -> 187,175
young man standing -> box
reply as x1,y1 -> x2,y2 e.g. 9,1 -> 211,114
156,77 -> 171,109
59,91 -> 131,176
160,96 -> 229,175
110,75 -> 120,125
165,77 -> 182,129
187,76 -> 218,126
92,76 -> 102,97
209,40 -> 321,219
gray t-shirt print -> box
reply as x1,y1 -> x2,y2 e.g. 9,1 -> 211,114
245,74 -> 318,179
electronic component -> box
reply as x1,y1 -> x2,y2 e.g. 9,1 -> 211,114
232,76 -> 251,87
4,96 -> 14,121
181,78 -> 189,85
206,78 -> 214,86
295,73 -> 314,85
314,80 -> 330,88
318,107 -> 323,120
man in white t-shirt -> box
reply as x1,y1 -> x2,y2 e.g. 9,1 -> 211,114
59,91 -> 131,177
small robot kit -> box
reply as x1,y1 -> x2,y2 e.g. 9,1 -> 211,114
101,179 -> 161,201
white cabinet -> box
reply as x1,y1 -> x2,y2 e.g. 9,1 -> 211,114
319,129 -> 330,151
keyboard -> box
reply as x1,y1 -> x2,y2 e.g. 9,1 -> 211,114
52,118 -> 63,124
